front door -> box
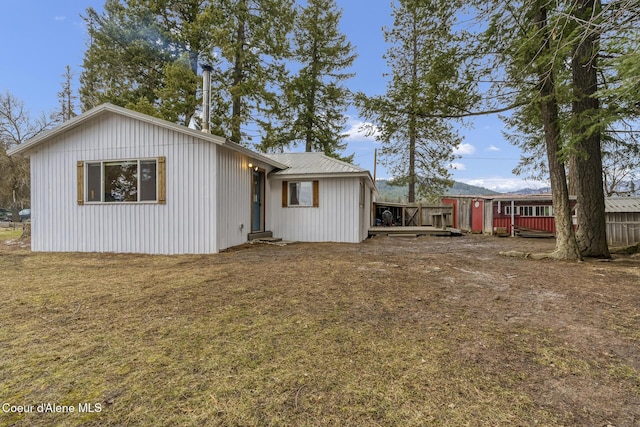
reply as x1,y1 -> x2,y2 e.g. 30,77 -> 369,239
472,199 -> 484,233
251,170 -> 265,232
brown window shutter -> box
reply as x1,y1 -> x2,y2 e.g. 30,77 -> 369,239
282,181 -> 288,207
312,180 -> 319,207
77,161 -> 84,205
158,156 -> 166,204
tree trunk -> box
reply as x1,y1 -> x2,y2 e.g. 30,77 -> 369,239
231,0 -> 246,144
571,0 -> 610,258
537,5 -> 581,260
407,21 -> 418,203
408,124 -> 416,203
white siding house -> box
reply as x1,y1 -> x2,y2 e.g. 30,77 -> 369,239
9,104 -> 375,254
264,153 -> 374,244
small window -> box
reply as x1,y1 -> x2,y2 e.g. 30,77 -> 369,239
104,160 -> 138,202
139,160 -> 157,201
282,180 -> 319,207
521,205 -> 553,217
535,206 -> 553,216
82,158 -> 162,203
504,205 -> 520,216
86,163 -> 101,202
289,181 -> 313,206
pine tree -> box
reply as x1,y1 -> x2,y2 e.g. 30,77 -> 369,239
80,0 -> 175,113
80,0 -> 294,143
569,0 -> 610,258
357,0 -> 475,201
480,0 -> 581,259
258,0 -> 356,160
213,0 -> 294,144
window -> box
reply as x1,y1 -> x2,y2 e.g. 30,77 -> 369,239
521,205 -> 553,217
535,205 -> 553,216
289,181 -> 312,206
281,180 -> 319,207
78,157 -> 165,204
504,205 -> 520,216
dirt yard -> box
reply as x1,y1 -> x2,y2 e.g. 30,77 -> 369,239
1,231 -> 639,426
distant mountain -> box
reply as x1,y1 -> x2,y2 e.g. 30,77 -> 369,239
449,181 -> 501,196
506,187 -> 551,195
375,179 -> 499,202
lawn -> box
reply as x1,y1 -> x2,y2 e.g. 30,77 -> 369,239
1,235 -> 639,426
0,228 -> 22,242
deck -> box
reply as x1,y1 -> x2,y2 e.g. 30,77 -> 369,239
368,226 -> 461,237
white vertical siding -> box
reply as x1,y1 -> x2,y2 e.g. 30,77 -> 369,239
359,178 -> 374,241
215,152 -> 276,251
30,112 -> 218,254
216,149 -> 250,250
268,177 -> 363,243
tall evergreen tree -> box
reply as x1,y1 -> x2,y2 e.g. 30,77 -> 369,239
480,0 -> 581,259
80,0 -> 293,143
476,0 -> 640,258
258,0 -> 356,160
213,0 -> 294,144
357,0 -> 475,201
80,0 -> 176,113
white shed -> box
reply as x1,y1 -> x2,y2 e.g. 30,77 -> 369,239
605,197 -> 640,247
9,104 -> 374,254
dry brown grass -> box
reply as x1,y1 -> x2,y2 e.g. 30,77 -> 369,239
0,228 -> 22,242
1,235 -> 639,426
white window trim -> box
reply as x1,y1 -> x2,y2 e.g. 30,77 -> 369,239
520,205 -> 554,217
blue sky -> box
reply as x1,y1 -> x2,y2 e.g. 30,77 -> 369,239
0,0 -> 544,192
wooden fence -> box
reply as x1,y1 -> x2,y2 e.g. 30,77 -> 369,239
373,202 -> 453,228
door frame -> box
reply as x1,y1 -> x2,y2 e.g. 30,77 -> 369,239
251,168 -> 265,233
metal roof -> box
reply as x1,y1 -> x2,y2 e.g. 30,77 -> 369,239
265,152 -> 369,176
605,197 -> 640,213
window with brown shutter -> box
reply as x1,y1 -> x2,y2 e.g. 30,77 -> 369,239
77,161 -> 84,205
312,180 -> 319,207
282,181 -> 288,207
157,156 -> 166,204
283,180 -> 319,207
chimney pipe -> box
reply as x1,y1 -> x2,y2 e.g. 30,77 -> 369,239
201,64 -> 212,133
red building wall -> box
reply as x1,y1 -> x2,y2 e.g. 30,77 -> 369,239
493,200 -> 557,235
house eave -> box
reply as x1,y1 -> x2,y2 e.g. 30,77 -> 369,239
7,104 -> 286,171
269,170 -> 375,186
222,139 -> 288,170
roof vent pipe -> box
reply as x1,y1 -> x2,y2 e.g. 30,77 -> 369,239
201,64 -> 212,133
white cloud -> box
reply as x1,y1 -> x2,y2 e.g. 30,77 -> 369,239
343,117 -> 380,142
458,177 -> 548,193
454,143 -> 475,155
54,16 -> 66,21
448,162 -> 466,171
487,145 -> 500,152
